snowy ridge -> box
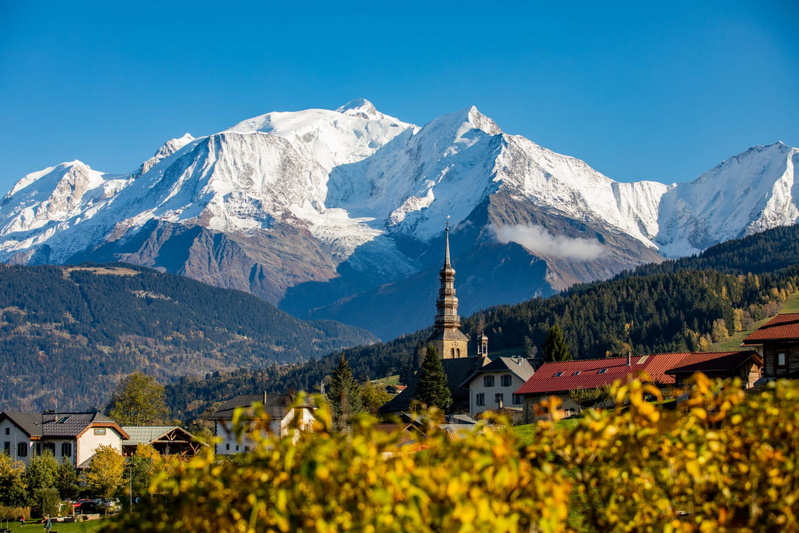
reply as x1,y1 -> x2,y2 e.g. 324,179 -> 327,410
0,99 -> 795,289
656,142 -> 799,256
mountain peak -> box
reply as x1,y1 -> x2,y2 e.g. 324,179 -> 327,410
336,98 -> 383,120
466,106 -> 502,135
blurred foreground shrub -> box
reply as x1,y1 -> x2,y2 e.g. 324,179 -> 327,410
104,375 -> 799,532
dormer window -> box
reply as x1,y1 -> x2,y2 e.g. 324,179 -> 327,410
572,371 -> 580,376
553,372 -> 563,377
598,369 -> 608,374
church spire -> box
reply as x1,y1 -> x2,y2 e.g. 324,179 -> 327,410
428,218 -> 469,359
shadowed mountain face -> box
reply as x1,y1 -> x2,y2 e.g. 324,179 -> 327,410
0,100 -> 796,339
0,264 -> 376,412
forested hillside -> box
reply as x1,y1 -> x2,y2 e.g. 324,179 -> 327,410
166,225 -> 799,422
0,264 -> 376,411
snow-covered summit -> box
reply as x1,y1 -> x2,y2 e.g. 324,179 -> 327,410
336,98 -> 384,120
0,100 -> 795,332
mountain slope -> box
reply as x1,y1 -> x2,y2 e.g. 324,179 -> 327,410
0,100 -> 796,339
0,263 -> 376,412
165,225 -> 799,422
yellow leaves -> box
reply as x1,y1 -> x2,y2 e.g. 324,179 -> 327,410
99,381 -> 799,532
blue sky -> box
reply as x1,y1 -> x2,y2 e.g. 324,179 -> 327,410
1,0 -> 797,193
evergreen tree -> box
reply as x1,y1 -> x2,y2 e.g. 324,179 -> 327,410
543,325 -> 572,362
107,372 -> 169,425
327,355 -> 363,430
414,345 -> 451,410
56,460 -> 80,500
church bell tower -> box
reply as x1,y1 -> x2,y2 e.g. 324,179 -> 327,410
427,222 -> 469,359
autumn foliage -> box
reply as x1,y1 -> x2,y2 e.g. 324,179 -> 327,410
104,376 -> 799,532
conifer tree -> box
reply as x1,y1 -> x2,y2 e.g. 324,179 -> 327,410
327,355 -> 363,430
543,325 -> 572,362
414,345 -> 451,410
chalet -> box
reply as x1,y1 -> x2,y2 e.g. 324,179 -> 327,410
460,356 -> 535,419
516,351 -> 762,422
121,426 -> 205,457
0,411 -> 128,467
209,392 -> 314,455
742,313 -> 799,379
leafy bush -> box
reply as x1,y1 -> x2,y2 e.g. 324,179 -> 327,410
103,378 -> 799,532
0,505 -> 30,521
103,398 -> 569,532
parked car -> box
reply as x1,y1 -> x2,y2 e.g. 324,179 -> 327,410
74,499 -> 101,514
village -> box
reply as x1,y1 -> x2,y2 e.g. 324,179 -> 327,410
2,230 -> 799,530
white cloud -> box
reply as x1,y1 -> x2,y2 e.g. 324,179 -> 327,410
493,224 -> 605,260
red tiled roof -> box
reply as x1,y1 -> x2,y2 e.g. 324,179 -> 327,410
515,353 -> 691,395
743,314 -> 799,343
666,351 -> 761,375
515,351 -> 759,395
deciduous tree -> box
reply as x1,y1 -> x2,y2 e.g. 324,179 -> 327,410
81,445 -> 125,499
107,372 -> 169,425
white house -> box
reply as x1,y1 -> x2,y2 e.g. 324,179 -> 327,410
461,357 -> 535,419
0,411 -> 128,467
209,392 -> 315,455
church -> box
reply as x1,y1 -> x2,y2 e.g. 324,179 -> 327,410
379,224 -> 493,415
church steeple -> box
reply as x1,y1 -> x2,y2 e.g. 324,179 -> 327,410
428,220 -> 469,359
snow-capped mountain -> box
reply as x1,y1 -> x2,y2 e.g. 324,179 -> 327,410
0,99 -> 796,339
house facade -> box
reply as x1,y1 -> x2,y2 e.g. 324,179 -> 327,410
209,392 -> 315,455
0,411 -> 128,467
742,313 -> 799,379
461,357 -> 534,418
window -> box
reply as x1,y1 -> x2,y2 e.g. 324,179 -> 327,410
3,441 -> 9,455
61,443 -> 72,457
34,443 -> 41,456
456,348 -> 461,357
598,369 -> 607,374
553,372 -> 563,377
17,442 -> 27,457
451,348 -> 455,357
495,393 -> 505,407
572,371 -> 580,376
43,442 -> 55,455
501,374 -> 512,387
4,428 -> 9,435
778,352 -> 787,368
512,394 -> 523,405
483,375 -> 495,387
94,428 -> 106,435
476,393 -> 485,406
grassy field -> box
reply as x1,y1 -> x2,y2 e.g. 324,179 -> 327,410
0,518 -> 112,532
712,291 -> 799,352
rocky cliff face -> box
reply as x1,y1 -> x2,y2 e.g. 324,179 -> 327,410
1,100 -> 796,339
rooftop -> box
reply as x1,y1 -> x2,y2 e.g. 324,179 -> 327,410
743,314 -> 799,343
